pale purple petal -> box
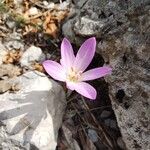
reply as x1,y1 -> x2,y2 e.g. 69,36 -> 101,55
74,37 -> 96,72
81,67 -> 112,81
66,82 -> 75,90
43,60 -> 65,81
74,82 -> 97,100
61,38 -> 75,69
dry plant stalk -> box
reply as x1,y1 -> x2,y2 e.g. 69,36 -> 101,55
81,96 -> 115,150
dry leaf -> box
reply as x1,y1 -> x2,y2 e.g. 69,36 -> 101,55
23,0 -> 29,12
43,12 -> 58,37
32,62 -> 44,72
7,1 -> 69,38
46,22 -> 58,38
43,10 -> 68,38
3,50 -> 22,64
5,0 -> 14,8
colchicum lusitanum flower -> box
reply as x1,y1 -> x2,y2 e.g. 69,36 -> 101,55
43,37 -> 112,100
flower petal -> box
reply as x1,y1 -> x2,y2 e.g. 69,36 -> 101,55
66,82 -> 75,91
43,60 -> 65,81
74,37 -> 96,72
61,38 -> 75,69
74,82 -> 97,100
81,67 -> 112,81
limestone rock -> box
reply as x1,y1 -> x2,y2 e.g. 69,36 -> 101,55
0,71 -> 66,149
28,7 -> 39,16
0,42 -> 7,65
20,46 -> 45,67
6,20 -> 16,29
97,5 -> 150,150
63,0 -> 149,41
62,0 -> 150,149
5,39 -> 24,51
0,64 -> 22,78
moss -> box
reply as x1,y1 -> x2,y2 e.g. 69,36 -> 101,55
14,15 -> 26,28
0,2 -> 8,13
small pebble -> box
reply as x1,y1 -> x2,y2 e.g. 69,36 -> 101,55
43,1 -> 49,6
28,7 -> 39,16
0,42 -> 7,65
88,129 -> 98,142
20,46 -> 45,67
6,20 -> 16,29
47,3 -> 55,9
14,0 -> 23,5
58,1 -> 69,10
5,41 -> 24,50
100,110 -> 112,119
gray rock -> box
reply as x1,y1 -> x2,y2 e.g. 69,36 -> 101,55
28,7 -> 39,16
9,32 -> 22,40
97,5 -> 150,150
88,129 -> 98,142
0,42 -> 7,65
100,110 -> 111,119
43,1 -> 49,6
62,0 -> 149,41
58,1 -> 70,10
44,1 -> 55,9
5,35 -> 24,50
0,42 -> 6,51
0,71 -> 66,149
62,18 -> 77,43
62,1 -> 150,149
6,20 -> 16,29
3,33 -> 23,50
74,17 -> 107,37
20,46 -> 45,67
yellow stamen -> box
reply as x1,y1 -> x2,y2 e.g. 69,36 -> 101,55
66,67 -> 81,82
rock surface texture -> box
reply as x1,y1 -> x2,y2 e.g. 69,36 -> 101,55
0,71 -> 66,150
20,46 -> 45,67
63,0 -> 150,150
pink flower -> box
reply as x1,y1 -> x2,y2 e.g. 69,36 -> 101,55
43,37 -> 112,100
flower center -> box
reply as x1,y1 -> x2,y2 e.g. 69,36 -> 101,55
66,67 -> 81,82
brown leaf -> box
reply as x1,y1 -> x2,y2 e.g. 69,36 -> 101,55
43,12 -> 58,37
3,50 -> 22,64
45,22 -> 58,38
31,62 -> 44,72
23,0 -> 30,12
